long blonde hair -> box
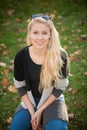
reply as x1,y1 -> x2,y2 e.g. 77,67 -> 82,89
26,17 -> 63,91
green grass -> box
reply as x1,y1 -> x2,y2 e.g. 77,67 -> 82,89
0,0 -> 87,129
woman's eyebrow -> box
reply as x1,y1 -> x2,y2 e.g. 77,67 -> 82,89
32,29 -> 49,32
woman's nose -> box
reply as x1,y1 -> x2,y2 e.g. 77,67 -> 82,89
38,34 -> 43,39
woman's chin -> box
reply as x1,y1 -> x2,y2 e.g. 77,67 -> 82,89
36,44 -> 44,49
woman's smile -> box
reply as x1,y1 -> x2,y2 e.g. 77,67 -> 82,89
29,22 -> 51,50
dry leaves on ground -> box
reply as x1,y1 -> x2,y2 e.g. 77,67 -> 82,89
8,85 -> 17,93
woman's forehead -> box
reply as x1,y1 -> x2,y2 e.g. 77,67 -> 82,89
30,22 -> 50,31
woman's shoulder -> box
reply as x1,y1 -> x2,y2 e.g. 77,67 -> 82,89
14,46 -> 29,62
16,46 -> 28,55
60,48 -> 68,60
60,48 -> 69,77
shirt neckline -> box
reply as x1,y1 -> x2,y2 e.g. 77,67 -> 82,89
27,46 -> 42,66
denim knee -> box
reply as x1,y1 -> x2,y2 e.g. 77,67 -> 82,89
9,109 -> 31,130
45,119 -> 68,130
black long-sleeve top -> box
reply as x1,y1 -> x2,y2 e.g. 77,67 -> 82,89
14,46 -> 68,98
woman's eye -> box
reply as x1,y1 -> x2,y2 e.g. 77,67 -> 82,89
33,31 -> 38,34
43,32 -> 48,34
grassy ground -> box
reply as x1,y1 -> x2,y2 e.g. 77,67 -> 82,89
0,0 -> 87,130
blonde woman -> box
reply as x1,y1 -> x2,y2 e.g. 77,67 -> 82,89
10,14 -> 69,130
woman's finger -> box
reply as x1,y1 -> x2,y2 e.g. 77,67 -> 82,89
32,119 -> 38,130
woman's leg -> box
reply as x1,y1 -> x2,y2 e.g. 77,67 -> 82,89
45,119 -> 68,130
9,109 -> 31,130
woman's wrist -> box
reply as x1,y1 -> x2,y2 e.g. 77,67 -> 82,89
37,94 -> 56,113
30,109 -> 35,118
22,94 -> 35,113
27,103 -> 35,115
38,105 -> 45,113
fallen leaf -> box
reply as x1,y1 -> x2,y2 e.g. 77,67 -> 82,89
82,59 -> 87,64
69,49 -> 82,61
75,57 -> 80,62
81,101 -> 86,106
18,38 -> 22,42
63,45 -> 68,50
3,22 -> 11,26
19,28 -> 26,33
1,51 -> 8,56
74,22 -> 77,25
13,97 -> 18,102
82,82 -> 85,86
0,43 -> 7,48
1,78 -> 10,87
15,18 -> 21,23
57,22 -> 62,26
80,34 -> 87,40
3,69 -> 9,75
72,89 -> 78,94
68,113 -> 75,119
73,101 -> 78,106
58,15 -> 63,19
3,87 -> 8,92
67,88 -> 73,92
9,65 -> 14,72
50,13 -> 55,19
0,62 -> 6,67
81,34 -> 87,38
7,9 -> 15,16
10,59 -> 14,64
7,117 -> 12,124
8,85 -> 17,93
69,53 -> 75,61
76,29 -> 81,33
69,41 -> 74,45
63,36 -> 67,40
79,20 -> 85,26
83,72 -> 87,76
74,49 -> 81,55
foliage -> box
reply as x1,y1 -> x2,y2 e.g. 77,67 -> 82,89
0,0 -> 87,129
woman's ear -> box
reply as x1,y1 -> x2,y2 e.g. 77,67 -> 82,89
49,34 -> 51,39
49,32 -> 52,40
48,36 -> 50,39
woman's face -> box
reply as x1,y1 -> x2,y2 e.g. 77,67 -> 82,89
29,22 -> 51,50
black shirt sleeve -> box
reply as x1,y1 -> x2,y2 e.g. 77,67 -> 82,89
14,52 -> 24,80
52,49 -> 69,98
52,88 -> 63,98
61,49 -> 69,78
14,49 -> 27,97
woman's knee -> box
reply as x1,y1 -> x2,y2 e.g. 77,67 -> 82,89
9,109 -> 31,130
45,119 -> 68,130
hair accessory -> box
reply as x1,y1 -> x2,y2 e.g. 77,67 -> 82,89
31,14 -> 51,20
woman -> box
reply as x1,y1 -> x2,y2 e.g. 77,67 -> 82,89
10,14 -> 69,130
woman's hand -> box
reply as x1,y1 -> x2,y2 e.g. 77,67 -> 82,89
31,109 -> 42,130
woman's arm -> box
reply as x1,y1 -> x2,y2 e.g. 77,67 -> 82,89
31,94 -> 57,130
38,94 -> 56,112
22,94 -> 35,118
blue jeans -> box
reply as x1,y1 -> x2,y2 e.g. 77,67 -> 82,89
9,98 -> 68,130
9,109 -> 31,130
45,120 -> 68,130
